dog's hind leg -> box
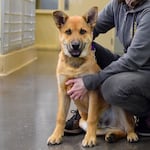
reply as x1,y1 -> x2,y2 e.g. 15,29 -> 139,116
80,120 -> 127,143
104,129 -> 126,143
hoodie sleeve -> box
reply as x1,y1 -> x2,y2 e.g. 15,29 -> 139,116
83,11 -> 150,90
93,0 -> 115,39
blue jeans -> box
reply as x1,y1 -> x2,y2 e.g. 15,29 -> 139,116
93,42 -> 150,117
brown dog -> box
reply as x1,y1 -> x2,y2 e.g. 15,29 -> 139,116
47,7 -> 138,147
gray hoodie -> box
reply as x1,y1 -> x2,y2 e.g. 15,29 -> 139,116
83,0 -> 150,90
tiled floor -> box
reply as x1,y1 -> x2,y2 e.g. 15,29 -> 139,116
0,51 -> 149,150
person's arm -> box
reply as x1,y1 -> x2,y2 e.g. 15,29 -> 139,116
84,11 -> 150,90
93,0 -> 115,39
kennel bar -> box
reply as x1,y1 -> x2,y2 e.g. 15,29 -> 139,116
22,0 -> 35,47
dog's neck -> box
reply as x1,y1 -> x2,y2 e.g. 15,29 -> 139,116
64,55 -> 86,68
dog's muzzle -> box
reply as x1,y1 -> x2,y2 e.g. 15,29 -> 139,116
67,40 -> 85,57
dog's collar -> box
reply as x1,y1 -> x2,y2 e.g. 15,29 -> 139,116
91,43 -> 95,51
91,43 -> 97,62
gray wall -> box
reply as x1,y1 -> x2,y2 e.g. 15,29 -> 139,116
37,0 -> 58,9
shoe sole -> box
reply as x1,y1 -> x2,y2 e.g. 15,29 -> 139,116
138,132 -> 150,137
64,128 -> 84,135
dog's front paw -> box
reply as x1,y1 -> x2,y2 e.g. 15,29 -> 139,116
47,133 -> 63,145
82,134 -> 96,147
127,132 -> 139,142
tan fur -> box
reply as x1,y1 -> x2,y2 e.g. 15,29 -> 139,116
47,7 -> 138,147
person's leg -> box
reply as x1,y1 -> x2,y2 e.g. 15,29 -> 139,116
136,112 -> 150,136
64,42 -> 119,135
92,41 -> 120,69
101,72 -> 150,136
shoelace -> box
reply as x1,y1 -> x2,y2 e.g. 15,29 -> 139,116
134,116 -> 139,126
68,110 -> 80,121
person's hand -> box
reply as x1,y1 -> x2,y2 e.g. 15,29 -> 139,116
65,78 -> 88,100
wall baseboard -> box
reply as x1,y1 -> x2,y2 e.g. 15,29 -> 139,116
0,45 -> 37,76
35,44 -> 60,51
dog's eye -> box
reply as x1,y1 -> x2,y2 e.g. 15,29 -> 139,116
65,29 -> 72,35
80,29 -> 87,35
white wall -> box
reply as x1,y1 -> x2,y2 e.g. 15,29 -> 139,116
0,0 -> 35,54
0,0 -> 1,35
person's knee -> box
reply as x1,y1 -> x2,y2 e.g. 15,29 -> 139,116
101,75 -> 121,105
101,73 -> 138,104
100,74 -> 150,116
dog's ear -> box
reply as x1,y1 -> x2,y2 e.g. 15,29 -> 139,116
53,11 -> 68,29
83,7 -> 98,28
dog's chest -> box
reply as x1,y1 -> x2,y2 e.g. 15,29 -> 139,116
57,51 -> 98,74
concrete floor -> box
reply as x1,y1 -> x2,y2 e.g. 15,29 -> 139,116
0,51 -> 150,150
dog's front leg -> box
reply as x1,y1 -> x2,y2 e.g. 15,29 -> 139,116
47,88 -> 70,145
82,91 -> 99,147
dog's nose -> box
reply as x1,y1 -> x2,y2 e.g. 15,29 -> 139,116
71,41 -> 80,50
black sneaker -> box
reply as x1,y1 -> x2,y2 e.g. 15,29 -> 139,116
136,115 -> 150,137
64,110 -> 84,136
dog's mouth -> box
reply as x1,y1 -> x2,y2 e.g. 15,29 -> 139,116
67,41 -> 85,57
69,49 -> 82,57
